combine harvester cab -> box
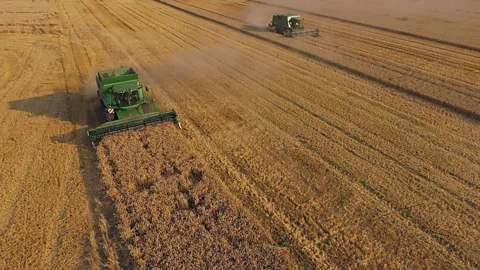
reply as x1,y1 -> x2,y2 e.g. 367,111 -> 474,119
268,14 -> 320,37
87,66 -> 180,146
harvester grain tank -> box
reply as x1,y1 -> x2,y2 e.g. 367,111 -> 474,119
87,66 -> 180,145
268,14 -> 319,37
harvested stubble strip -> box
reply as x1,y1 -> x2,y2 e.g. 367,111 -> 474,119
96,124 -> 295,269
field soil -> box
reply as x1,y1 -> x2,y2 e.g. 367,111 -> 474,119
0,0 -> 479,269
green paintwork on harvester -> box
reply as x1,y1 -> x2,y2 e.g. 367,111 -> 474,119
87,66 -> 180,143
268,14 -> 320,37
96,66 -> 144,110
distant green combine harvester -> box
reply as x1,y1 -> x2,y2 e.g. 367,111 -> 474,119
268,14 -> 320,37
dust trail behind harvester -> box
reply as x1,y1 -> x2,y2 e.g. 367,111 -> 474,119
140,42 -> 241,86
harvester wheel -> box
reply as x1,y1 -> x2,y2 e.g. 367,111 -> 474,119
105,109 -> 115,122
284,29 -> 291,37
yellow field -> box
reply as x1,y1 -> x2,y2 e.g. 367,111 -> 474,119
0,0 -> 479,268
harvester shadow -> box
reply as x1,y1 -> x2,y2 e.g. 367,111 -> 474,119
8,90 -> 94,128
8,89 -> 107,145
242,24 -> 270,32
9,89 -> 131,268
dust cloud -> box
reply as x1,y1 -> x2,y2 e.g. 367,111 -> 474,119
144,42 -> 241,85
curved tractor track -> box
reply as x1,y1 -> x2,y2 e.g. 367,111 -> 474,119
0,0 -> 479,269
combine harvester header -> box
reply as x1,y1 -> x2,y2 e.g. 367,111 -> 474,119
87,66 -> 180,145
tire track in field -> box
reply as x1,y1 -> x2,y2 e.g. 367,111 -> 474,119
58,2 -> 91,84
110,0 -> 478,266
90,0 -> 136,32
0,40 -> 39,103
0,40 -> 58,142
308,24 -> 480,76
295,31 -> 480,98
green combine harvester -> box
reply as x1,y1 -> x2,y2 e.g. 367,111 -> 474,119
268,14 -> 320,37
87,66 -> 180,145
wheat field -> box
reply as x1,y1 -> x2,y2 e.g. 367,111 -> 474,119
0,0 -> 479,269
